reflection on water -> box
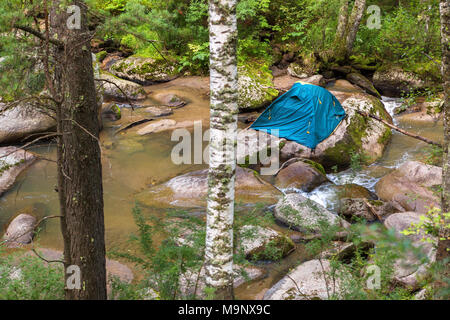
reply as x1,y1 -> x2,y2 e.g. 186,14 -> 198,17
0,82 -> 211,252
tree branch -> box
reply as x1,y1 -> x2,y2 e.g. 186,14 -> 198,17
356,110 -> 443,148
14,24 -> 64,48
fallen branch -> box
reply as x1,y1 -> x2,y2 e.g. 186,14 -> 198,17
356,110 -> 443,148
114,118 -> 155,135
363,199 -> 383,222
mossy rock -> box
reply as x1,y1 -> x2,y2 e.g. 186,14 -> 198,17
237,225 -> 294,261
110,56 -> 180,85
273,193 -> 347,235
238,62 -> 279,111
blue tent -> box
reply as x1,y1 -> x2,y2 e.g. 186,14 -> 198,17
250,81 -> 347,149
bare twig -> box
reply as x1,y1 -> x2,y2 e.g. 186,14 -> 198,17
14,24 -> 64,48
356,110 -> 443,148
31,248 -> 65,264
363,199 -> 383,222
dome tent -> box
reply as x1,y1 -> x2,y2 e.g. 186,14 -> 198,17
250,81 -> 347,149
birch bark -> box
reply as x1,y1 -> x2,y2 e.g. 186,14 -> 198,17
204,0 -> 238,300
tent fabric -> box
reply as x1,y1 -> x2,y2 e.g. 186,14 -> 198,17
250,81 -> 347,149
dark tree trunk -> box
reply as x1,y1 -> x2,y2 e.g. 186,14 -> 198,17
438,0 -> 450,263
51,0 -> 107,300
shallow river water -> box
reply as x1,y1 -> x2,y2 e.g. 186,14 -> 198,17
0,79 -> 444,299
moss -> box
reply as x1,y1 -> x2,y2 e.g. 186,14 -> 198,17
302,159 -> 326,175
111,104 -> 122,120
250,235 -> 294,261
238,60 -> 279,111
378,128 -> 392,145
369,200 -> 384,207
96,51 -> 107,63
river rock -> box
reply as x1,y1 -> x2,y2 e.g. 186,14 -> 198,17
238,63 -> 279,111
384,212 -> 436,290
142,106 -> 173,117
318,241 -> 359,261
2,214 -> 37,247
0,147 -> 37,196
396,98 -> 444,124
136,119 -> 194,135
279,89 -> 393,168
375,161 -> 441,213
0,103 -> 56,144
346,73 -> 381,99
275,159 -> 328,192
274,193 -> 347,235
152,93 -> 187,108
237,225 -> 294,261
137,119 -> 177,135
136,167 -> 281,208
101,103 -> 122,121
237,129 -> 285,174
98,72 -> 147,101
373,66 -> 428,96
263,259 -> 341,300
334,184 -> 377,200
287,62 -> 310,79
339,198 -> 395,222
110,56 -> 179,85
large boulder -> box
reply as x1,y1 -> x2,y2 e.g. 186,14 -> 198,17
375,161 -> 441,213
0,104 -> 56,144
0,147 -> 37,196
279,86 -> 393,169
274,193 -> 348,236
287,62 -> 310,79
346,73 -> 381,99
136,119 -> 194,135
237,225 -> 294,261
136,167 -> 282,208
274,159 -> 328,192
2,214 -> 37,247
238,63 -> 279,111
339,198 -> 395,222
98,72 -> 147,101
263,259 -> 341,300
110,56 -> 179,85
373,66 -> 428,96
152,93 -> 187,108
384,212 -> 436,290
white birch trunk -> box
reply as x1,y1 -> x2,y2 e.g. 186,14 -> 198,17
204,0 -> 238,298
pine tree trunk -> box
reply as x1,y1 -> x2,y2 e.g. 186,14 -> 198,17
204,0 -> 238,300
345,0 -> 367,56
51,0 -> 107,300
438,0 -> 450,263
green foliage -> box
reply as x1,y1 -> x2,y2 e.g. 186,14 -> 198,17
0,248 -> 64,300
356,2 -> 441,72
304,222 -> 429,300
402,208 -> 450,246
